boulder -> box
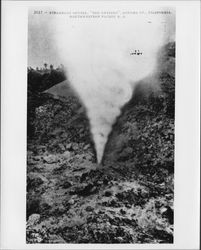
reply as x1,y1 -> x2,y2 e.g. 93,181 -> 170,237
27,214 -> 40,226
43,155 -> 59,164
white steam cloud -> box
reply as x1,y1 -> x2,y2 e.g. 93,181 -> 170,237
51,8 -> 174,163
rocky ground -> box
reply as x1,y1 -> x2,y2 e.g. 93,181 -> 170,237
26,42 -> 175,244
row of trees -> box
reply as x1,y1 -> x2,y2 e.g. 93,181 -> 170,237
28,63 -> 65,73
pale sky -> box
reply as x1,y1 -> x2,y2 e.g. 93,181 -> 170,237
28,9 -> 62,68
28,7 -> 175,69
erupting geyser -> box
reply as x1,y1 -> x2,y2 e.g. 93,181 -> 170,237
51,7 -> 174,163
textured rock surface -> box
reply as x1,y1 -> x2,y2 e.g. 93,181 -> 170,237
26,42 -> 175,244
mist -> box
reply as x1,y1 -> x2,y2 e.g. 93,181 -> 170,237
51,8 -> 174,163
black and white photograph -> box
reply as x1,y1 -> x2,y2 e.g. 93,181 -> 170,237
26,5 -> 176,244
1,1 -> 200,249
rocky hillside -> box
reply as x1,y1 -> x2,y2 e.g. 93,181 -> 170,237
26,42 -> 175,244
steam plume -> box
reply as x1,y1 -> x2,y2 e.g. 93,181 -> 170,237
52,8 -> 174,163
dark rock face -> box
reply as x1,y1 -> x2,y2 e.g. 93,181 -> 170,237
26,42 -> 175,244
